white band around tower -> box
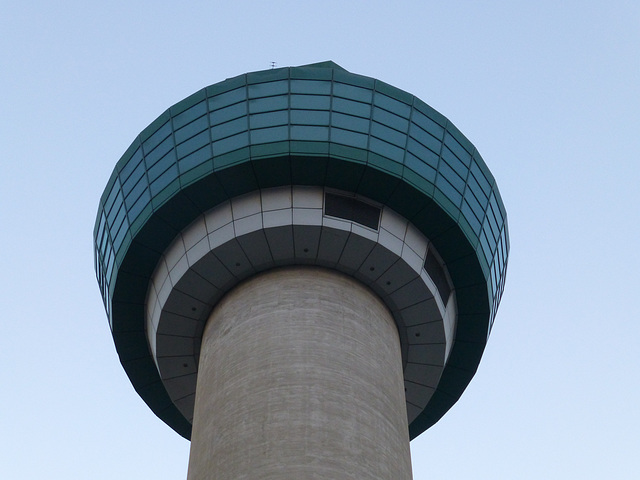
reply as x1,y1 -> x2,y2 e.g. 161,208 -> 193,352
145,186 -> 457,424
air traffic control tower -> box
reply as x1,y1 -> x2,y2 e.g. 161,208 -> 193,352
94,62 -> 509,479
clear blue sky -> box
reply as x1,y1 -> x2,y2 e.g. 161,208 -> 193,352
1,1 -> 638,478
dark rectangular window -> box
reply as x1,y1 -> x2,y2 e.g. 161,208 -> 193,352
324,193 -> 380,230
424,250 -> 451,305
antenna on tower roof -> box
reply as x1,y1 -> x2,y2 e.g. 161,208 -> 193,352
271,61 -> 277,69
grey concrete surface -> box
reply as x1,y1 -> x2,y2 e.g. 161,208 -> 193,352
187,266 -> 413,480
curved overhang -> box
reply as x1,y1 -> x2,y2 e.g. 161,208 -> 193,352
94,61 -> 509,440
146,186 -> 458,427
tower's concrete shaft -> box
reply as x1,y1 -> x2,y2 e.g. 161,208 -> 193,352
187,267 -> 412,480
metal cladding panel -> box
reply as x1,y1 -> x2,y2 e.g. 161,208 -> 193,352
94,61 -> 509,440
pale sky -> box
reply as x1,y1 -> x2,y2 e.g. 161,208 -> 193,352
1,1 -> 639,478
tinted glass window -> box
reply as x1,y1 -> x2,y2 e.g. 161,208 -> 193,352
290,94 -> 330,110
290,110 -> 330,125
291,80 -> 331,95
330,128 -> 368,148
173,101 -> 207,130
333,82 -> 372,103
424,250 -> 451,304
324,193 -> 380,230
209,87 -> 247,110
290,125 -> 329,141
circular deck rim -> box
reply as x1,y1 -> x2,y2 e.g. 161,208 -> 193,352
93,61 -> 509,440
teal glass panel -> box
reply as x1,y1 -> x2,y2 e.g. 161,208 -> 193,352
110,204 -> 127,241
486,204 -> 500,243
290,80 -> 331,95
372,107 -> 409,132
408,123 -> 442,156
99,219 -> 109,256
208,87 -> 247,110
128,188 -> 151,223
442,146 -> 470,180
330,127 -> 368,148
290,125 -> 329,141
177,130 -> 209,159
371,122 -> 407,148
466,172 -> 488,207
405,152 -> 437,183
105,246 -> 115,280
464,187 -> 485,223
290,110 -> 330,125
369,137 -> 404,162
173,101 -> 207,130
124,176 -> 147,209
500,229 -> 508,266
142,121 -> 171,154
438,160 -> 466,194
479,229 -> 492,265
96,213 -> 106,252
248,80 -> 288,98
496,234 -> 505,271
122,160 -> 146,197
368,152 -> 403,175
411,109 -> 445,140
490,190 -> 505,225
250,125 -> 288,144
104,182 -> 121,219
174,115 -> 208,144
490,261 -> 498,292
144,135 -> 174,168
435,175 -> 463,207
333,82 -> 373,103
209,102 -> 246,126
213,132 -> 249,155
332,97 -> 371,118
249,96 -> 288,114
150,165 -> 179,196
444,132 -> 472,167
481,220 -> 498,252
331,112 -> 369,133
290,94 -> 330,110
148,150 -> 177,182
373,92 -> 411,118
179,145 -> 211,172
461,200 -> 482,235
106,192 -> 124,227
406,138 -> 439,169
119,147 -> 143,183
470,161 -> 492,198
250,110 -> 289,129
211,117 -> 248,140
113,219 -> 129,253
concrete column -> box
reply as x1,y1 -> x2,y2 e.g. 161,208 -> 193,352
187,266 -> 412,480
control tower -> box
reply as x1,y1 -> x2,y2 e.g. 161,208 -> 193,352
94,62 -> 509,479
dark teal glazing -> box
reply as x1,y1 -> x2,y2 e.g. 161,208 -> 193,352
94,61 -> 509,439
